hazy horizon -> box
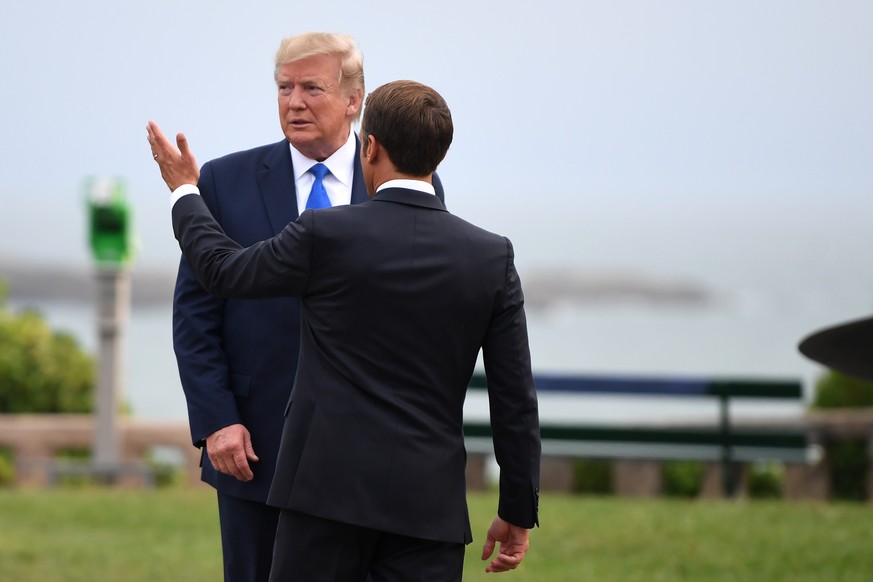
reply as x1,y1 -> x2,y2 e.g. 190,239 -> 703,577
2,2 -> 870,280
1,2 -> 871,415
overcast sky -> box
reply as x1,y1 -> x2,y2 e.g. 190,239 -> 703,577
1,1 -> 871,294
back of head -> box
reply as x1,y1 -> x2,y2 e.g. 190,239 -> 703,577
274,32 -> 365,117
361,80 -> 453,177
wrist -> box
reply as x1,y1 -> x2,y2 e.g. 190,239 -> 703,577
171,184 -> 200,208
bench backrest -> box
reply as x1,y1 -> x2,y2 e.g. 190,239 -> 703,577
468,372 -> 802,399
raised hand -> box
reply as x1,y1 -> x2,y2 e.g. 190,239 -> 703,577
146,120 -> 200,191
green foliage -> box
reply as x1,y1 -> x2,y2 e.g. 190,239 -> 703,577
572,458 -> 612,494
810,371 -> 872,501
0,304 -> 94,413
662,460 -> 704,497
812,370 -> 873,408
828,440 -> 868,502
747,461 -> 784,499
51,447 -> 94,487
4,489 -> 873,582
0,448 -> 14,488
145,448 -> 186,488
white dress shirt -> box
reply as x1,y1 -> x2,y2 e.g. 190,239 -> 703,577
290,130 -> 357,214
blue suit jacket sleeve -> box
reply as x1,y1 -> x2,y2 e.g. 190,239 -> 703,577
172,162 -> 242,446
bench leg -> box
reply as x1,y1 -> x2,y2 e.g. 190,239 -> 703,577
701,462 -> 749,498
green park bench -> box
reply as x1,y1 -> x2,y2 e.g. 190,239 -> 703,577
464,372 -> 810,496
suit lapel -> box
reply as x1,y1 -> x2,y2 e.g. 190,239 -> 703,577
257,140 -> 298,235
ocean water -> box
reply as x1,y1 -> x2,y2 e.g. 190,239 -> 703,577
9,277 -> 865,427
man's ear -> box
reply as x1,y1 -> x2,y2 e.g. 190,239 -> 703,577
365,134 -> 380,163
347,88 -> 364,117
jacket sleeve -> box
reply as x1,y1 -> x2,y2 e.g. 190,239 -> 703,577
172,162 -> 241,446
172,193 -> 314,300
481,237 -> 541,529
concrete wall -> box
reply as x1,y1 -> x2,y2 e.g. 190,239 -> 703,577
3,410 -> 872,499
0,414 -> 201,487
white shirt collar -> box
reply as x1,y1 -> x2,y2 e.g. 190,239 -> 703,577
376,179 -> 436,195
289,129 -> 356,187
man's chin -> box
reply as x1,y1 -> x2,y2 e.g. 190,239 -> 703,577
286,133 -> 318,151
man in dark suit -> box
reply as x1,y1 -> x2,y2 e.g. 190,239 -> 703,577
148,79 -> 539,581
171,33 -> 443,582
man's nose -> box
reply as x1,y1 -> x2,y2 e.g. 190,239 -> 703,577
287,88 -> 306,109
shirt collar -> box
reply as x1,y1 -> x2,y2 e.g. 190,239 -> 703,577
289,129 -> 356,186
376,179 -> 436,195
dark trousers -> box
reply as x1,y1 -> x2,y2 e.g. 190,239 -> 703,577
269,508 -> 465,582
217,491 -> 281,582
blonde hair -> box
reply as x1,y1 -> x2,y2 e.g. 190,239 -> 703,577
275,33 -> 365,120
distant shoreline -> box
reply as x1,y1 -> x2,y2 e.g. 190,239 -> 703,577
1,260 -> 176,306
1,260 -> 712,309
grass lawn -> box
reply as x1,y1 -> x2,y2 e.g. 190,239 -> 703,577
1,487 -> 871,581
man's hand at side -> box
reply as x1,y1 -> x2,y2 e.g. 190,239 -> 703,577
146,120 -> 200,191
205,423 -> 259,482
481,515 -> 531,573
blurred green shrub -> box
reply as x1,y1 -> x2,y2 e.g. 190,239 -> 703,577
0,288 -> 94,413
747,461 -> 784,499
573,459 -> 613,494
812,370 -> 873,409
0,447 -> 15,487
54,446 -> 94,487
828,440 -> 868,502
662,460 -> 704,498
811,370 -> 871,501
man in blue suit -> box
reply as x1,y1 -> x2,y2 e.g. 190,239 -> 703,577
171,33 -> 443,582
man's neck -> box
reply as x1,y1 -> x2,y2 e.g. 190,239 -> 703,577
374,171 -> 432,189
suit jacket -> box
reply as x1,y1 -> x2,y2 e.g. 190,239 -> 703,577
172,186 -> 540,544
174,138 -> 446,502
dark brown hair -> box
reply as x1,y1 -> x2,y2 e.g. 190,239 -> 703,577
361,80 -> 453,176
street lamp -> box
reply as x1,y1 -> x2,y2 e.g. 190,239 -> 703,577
85,177 -> 134,481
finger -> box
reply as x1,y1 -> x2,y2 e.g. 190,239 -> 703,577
147,121 -> 163,151
480,537 -> 496,561
485,554 -> 521,573
148,120 -> 170,145
233,450 -> 254,481
244,435 -> 260,463
176,132 -> 190,158
150,122 -> 180,158
175,131 -> 199,179
209,452 -> 229,476
217,453 -> 241,480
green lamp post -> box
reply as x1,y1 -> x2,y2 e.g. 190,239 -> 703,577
85,177 -> 135,480
86,177 -> 134,265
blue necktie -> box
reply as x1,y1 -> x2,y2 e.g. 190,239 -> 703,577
305,163 -> 332,209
